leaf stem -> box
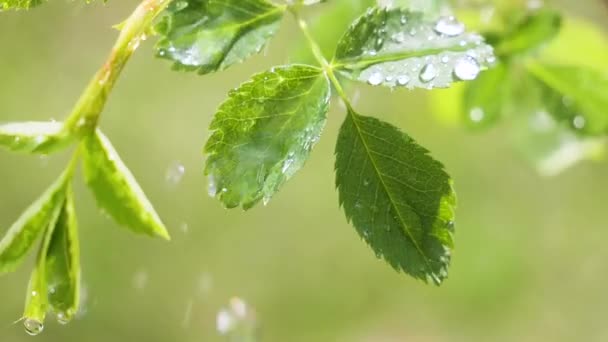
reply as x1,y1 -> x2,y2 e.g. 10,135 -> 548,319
290,8 -> 354,110
63,0 -> 173,135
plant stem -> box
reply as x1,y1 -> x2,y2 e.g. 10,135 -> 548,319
64,0 -> 173,135
290,9 -> 354,111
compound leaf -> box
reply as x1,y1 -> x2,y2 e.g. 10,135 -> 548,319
0,121 -> 73,154
335,111 -> 455,284
205,64 -> 330,209
334,7 -> 496,89
156,0 -> 285,74
82,130 -> 170,240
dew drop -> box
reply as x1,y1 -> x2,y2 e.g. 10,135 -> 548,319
453,56 -> 480,81
434,16 -> 465,37
207,175 -> 218,197
367,72 -> 384,86
400,15 -> 407,25
441,55 -> 450,64
397,75 -> 410,86
392,32 -> 405,43
24,319 -> 43,336
573,115 -> 586,129
419,64 -> 437,82
56,312 -> 71,325
409,28 -> 417,36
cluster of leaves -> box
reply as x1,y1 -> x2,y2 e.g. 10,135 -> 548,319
1,0 -> 603,335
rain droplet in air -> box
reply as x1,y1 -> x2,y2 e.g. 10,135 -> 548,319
469,107 -> 485,122
454,56 -> 480,81
434,16 -> 465,37
165,161 -> 185,187
368,72 -> 384,86
419,64 -> 437,83
216,297 -> 258,339
24,319 -> 43,336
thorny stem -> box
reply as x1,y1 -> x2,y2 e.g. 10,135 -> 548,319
290,8 -> 354,111
63,0 -> 173,135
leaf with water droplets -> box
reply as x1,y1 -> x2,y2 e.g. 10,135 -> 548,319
527,63 -> 608,135
205,64 -> 330,209
493,9 -> 562,58
333,8 -> 495,90
335,110 -> 456,284
463,63 -> 511,129
82,130 -> 170,240
155,0 -> 285,74
0,121 -> 73,154
0,0 -> 45,9
0,171 -> 69,275
45,187 -> 80,324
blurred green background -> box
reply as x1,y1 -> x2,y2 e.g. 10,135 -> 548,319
1,0 -> 607,341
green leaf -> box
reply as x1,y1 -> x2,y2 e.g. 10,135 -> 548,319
0,172 -> 69,275
0,0 -> 45,10
82,130 -> 170,240
493,9 -> 562,58
462,62 -> 510,129
335,111 -> 455,284
155,0 -> 286,74
0,121 -> 73,154
205,65 -> 330,209
22,197 -> 64,336
527,63 -> 608,135
45,186 -> 80,324
333,7 -> 496,90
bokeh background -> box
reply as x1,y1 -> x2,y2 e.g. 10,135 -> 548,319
1,0 -> 607,341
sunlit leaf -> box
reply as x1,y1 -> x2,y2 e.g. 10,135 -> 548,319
155,0 -> 286,74
493,9 -> 562,58
462,62 -> 510,128
333,7 -> 496,90
0,0 -> 45,9
0,121 -> 73,154
82,130 -> 170,240
205,65 -> 330,209
527,63 -> 608,135
335,111 -> 455,284
45,187 -> 80,324
0,172 -> 69,275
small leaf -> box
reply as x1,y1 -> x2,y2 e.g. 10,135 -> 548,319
527,63 -> 608,135
155,0 -> 285,74
333,7 -> 496,89
0,172 -> 69,275
45,186 -> 80,324
462,62 -> 511,128
493,9 -> 562,58
205,64 -> 330,209
82,130 -> 170,240
0,0 -> 45,10
22,198 -> 64,336
335,111 -> 455,284
0,121 -> 73,154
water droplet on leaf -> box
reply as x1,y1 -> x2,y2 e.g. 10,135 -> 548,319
419,64 -> 437,82
434,16 -> 465,36
24,319 -> 43,336
454,56 -> 480,81
368,72 -> 384,86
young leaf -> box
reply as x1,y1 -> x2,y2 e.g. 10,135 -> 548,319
335,111 -> 455,284
462,62 -> 510,129
0,121 -> 73,154
0,171 -> 69,275
82,130 -> 170,240
333,7 -> 496,89
22,198 -> 63,336
205,65 -> 330,209
45,187 -> 80,324
155,0 -> 286,74
527,63 -> 608,135
493,9 -> 562,58
0,0 -> 45,10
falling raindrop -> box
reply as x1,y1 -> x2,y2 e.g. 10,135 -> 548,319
434,16 -> 465,37
469,107 -> 485,122
419,64 -> 437,83
24,319 -> 43,336
165,161 -> 185,187
367,72 -> 384,86
453,56 -> 480,81
216,297 -> 258,340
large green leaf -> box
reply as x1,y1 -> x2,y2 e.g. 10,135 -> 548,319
0,172 -> 69,275
155,0 -> 285,74
82,130 -> 170,240
45,186 -> 80,324
0,0 -> 45,9
205,64 -> 330,209
493,9 -> 562,58
0,121 -> 73,154
333,7 -> 496,90
335,111 -> 455,284
527,63 -> 608,135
